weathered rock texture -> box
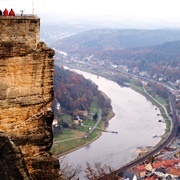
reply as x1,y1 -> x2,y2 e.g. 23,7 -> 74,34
0,16 -> 39,50
0,16 -> 62,180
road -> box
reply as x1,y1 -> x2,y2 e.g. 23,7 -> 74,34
88,109 -> 102,134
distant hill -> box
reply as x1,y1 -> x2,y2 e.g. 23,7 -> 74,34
53,29 -> 180,56
96,40 -> 180,63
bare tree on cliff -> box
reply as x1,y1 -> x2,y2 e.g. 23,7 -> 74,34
60,157 -> 116,180
85,162 -> 115,180
60,156 -> 82,180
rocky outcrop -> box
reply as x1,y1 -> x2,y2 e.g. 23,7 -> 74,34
0,42 -> 62,179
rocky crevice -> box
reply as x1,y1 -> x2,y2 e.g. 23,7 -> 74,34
0,132 -> 31,180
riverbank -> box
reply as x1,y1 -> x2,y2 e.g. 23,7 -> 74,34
70,67 -> 170,154
134,146 -> 154,157
54,67 -> 168,156
130,82 -> 170,136
59,69 -> 166,175
71,65 -> 170,137
51,97 -> 115,157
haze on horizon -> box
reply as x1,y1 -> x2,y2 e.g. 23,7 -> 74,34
1,0 -> 180,28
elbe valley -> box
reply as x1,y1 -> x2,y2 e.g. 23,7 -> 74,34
0,2 -> 180,179
42,22 -> 180,179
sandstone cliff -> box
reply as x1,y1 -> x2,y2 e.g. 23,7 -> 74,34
0,40 -> 62,179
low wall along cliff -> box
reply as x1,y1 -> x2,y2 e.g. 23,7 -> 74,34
0,15 -> 40,50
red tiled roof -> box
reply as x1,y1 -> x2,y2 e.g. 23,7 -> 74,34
153,159 -> 175,168
167,167 -> 180,176
145,175 -> 158,180
164,159 -> 175,164
153,162 -> 164,168
134,165 -> 146,171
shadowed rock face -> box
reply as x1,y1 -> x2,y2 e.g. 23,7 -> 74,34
0,132 -> 30,180
0,42 -> 62,179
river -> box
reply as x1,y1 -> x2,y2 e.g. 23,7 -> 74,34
60,69 -> 166,178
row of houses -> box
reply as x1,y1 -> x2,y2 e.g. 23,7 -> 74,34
121,140 -> 180,180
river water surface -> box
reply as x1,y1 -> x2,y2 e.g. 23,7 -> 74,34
60,69 -> 166,177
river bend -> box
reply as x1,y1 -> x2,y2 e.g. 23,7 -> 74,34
60,69 -> 166,177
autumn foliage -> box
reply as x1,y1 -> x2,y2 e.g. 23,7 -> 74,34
53,66 -> 111,118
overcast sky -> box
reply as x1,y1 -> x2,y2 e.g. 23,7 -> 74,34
1,0 -> 180,27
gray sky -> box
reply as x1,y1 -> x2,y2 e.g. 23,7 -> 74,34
1,0 -> 180,27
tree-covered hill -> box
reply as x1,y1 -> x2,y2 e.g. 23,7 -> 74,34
53,29 -> 180,81
53,66 -> 111,119
96,40 -> 180,64
53,29 -> 180,56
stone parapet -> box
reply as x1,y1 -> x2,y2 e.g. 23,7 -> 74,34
0,15 -> 40,50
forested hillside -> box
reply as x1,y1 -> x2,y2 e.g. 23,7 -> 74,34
96,40 -> 180,62
54,29 -> 180,82
53,29 -> 180,55
53,66 -> 111,119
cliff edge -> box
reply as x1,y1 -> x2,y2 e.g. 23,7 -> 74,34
0,15 -> 62,179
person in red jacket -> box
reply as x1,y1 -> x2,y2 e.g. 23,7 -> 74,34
9,9 -> 15,16
3,8 -> 8,16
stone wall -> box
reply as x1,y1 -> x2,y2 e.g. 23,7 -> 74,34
0,15 -> 40,50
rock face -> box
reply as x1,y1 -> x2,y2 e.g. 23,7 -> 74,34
0,15 -> 61,179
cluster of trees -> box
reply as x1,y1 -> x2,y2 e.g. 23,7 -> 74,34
54,66 -> 98,114
96,41 -> 180,82
114,74 -> 130,87
60,157 -> 115,180
53,66 -> 111,120
56,41 -> 180,82
147,81 -> 168,99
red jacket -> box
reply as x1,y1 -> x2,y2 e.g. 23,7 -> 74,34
3,9 -> 8,16
9,9 -> 15,16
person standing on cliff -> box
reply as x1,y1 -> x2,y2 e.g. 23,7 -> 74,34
3,8 -> 8,16
0,9 -> 2,15
9,9 -> 15,16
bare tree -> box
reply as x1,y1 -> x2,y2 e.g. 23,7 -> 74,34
60,156 -> 82,180
85,162 -> 115,180
60,157 -> 117,180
